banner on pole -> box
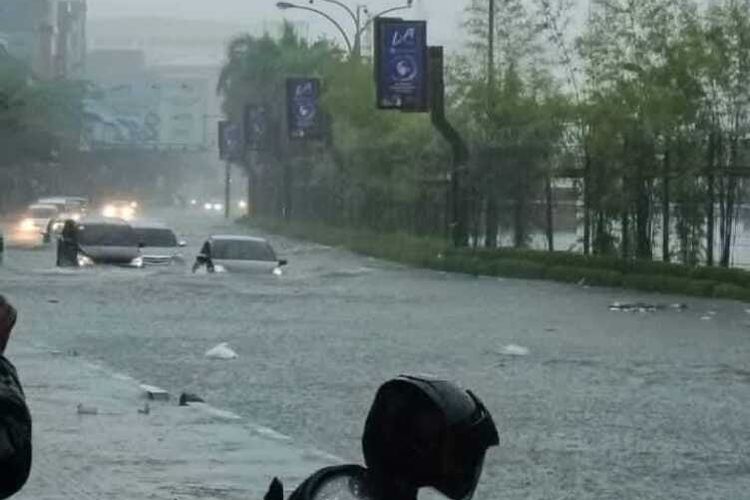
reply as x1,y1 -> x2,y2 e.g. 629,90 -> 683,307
286,78 -> 323,140
218,120 -> 242,161
374,18 -> 428,112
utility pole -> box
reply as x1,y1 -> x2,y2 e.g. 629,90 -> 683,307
485,0 -> 498,248
430,46 -> 469,247
224,162 -> 231,219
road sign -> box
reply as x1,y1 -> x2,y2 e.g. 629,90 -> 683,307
286,78 -> 323,140
375,18 -> 428,112
244,104 -> 269,151
218,120 -> 242,161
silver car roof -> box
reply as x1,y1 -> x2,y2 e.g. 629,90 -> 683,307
209,235 -> 268,244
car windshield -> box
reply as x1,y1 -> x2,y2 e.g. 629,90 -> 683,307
77,224 -> 137,247
133,228 -> 177,247
211,239 -> 276,261
29,207 -> 57,218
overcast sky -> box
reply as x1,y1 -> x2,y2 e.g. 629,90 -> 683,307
86,0 -> 472,50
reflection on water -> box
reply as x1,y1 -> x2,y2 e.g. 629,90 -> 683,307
485,204 -> 750,269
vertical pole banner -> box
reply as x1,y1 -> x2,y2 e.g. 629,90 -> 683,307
286,78 -> 323,140
218,120 -> 242,161
374,18 -> 428,112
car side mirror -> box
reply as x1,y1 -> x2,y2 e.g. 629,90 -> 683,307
178,240 -> 187,248
278,259 -> 288,267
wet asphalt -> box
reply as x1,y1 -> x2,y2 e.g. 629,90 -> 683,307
2,207 -> 750,499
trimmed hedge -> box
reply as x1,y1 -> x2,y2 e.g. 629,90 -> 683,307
713,283 -> 750,302
245,217 -> 750,301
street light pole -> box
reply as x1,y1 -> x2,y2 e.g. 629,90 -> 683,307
276,2 -> 354,54
277,0 -> 413,59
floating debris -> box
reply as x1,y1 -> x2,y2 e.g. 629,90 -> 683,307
609,302 -> 664,313
500,344 -> 530,356
205,342 -> 238,360
77,403 -> 98,415
179,392 -> 205,406
140,384 -> 170,401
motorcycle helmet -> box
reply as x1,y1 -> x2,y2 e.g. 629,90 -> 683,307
362,375 -> 499,500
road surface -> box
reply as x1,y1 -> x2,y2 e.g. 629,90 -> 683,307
2,207 -> 750,499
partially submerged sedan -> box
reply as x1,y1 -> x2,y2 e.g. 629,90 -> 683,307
192,235 -> 286,274
57,218 -> 142,268
131,221 -> 186,266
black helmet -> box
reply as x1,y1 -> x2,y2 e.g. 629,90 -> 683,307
362,375 -> 499,500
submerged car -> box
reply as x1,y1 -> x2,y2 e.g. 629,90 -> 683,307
57,218 -> 142,268
192,235 -> 286,274
131,221 -> 186,266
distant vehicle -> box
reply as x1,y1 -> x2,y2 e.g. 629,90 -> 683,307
15,203 -> 60,244
131,221 -> 187,266
56,218 -> 142,268
38,196 -> 89,216
45,197 -> 90,236
202,201 -> 224,212
192,235 -> 287,274
101,200 -> 138,221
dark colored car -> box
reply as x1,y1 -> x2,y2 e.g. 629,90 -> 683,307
56,218 -> 142,268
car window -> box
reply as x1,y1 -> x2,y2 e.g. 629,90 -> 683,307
211,240 -> 277,261
77,224 -> 138,247
133,228 -> 177,247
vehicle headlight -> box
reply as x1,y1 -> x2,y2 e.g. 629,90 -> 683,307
121,206 -> 135,220
190,199 -> 198,206
19,219 -> 36,232
238,200 -> 248,209
213,203 -> 223,211
77,254 -> 94,267
130,256 -> 143,268
52,221 -> 64,232
102,205 -> 117,218
204,202 -> 213,211
71,213 -> 81,222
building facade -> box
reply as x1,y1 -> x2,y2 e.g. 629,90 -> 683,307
0,0 -> 86,79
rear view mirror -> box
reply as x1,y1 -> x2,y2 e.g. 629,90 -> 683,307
178,240 -> 187,248
278,259 -> 288,267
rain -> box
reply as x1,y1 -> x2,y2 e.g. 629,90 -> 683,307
3,1 -> 750,499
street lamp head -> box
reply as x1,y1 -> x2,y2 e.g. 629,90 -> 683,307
276,2 -> 295,9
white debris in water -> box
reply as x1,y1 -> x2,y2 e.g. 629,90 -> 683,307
273,267 -> 283,276
500,344 -> 530,356
700,315 -> 713,321
205,342 -> 238,360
